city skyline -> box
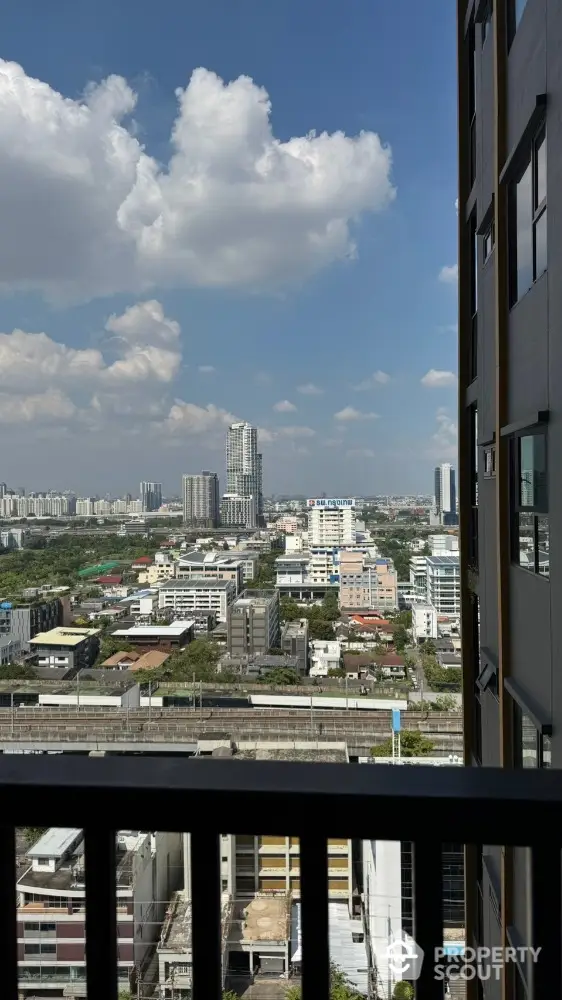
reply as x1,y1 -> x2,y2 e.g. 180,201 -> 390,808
0,0 -> 457,495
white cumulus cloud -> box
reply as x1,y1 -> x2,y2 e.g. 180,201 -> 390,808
439,264 -> 458,284
421,369 -> 458,388
273,399 -> 297,412
430,407 -> 458,459
352,370 -> 391,390
0,61 -> 395,302
0,389 -> 76,424
334,406 -> 380,421
297,383 -> 324,396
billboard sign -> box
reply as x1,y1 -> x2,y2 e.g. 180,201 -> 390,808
307,498 -> 355,508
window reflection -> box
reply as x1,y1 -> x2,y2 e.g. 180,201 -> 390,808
521,712 -> 537,768
517,512 -> 535,572
515,163 -> 533,299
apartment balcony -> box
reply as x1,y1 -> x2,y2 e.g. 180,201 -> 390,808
1,755 -> 560,999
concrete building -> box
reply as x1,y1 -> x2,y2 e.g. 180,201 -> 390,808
308,501 -> 356,546
409,555 -> 428,601
457,1 -> 561,993
158,579 -> 236,622
111,621 -> 194,651
429,533 -> 459,555
220,494 -> 257,530
0,527 -> 28,549
434,463 -> 458,526
411,602 -> 438,642
425,556 -> 460,617
29,626 -> 100,671
280,620 -> 309,675
176,551 -> 244,593
137,551 -> 177,584
0,598 -> 65,651
182,471 -> 219,528
16,827 -> 182,998
309,639 -> 341,676
76,498 -> 95,516
227,591 -> 280,657
140,481 -> 162,512
275,553 -> 311,587
226,422 -> 263,520
339,553 -> 398,611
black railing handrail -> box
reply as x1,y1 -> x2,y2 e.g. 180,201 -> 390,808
1,754 -> 562,843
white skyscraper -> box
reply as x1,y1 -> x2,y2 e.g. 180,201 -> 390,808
182,472 -> 220,527
433,464 -> 457,526
225,422 -> 263,522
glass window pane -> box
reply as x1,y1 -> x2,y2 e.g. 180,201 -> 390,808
515,162 -> 533,299
518,512 -> 535,571
542,734 -> 551,768
534,209 -> 547,279
536,131 -> 546,207
537,515 -> 549,578
521,713 -> 538,767
519,435 -> 547,509
515,0 -> 528,28
519,436 -> 534,506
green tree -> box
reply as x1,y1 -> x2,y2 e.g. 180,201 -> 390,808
430,694 -> 458,711
286,964 -> 363,1000
370,730 -> 435,757
0,663 -> 37,680
308,619 -> 335,641
321,590 -> 340,621
258,667 -> 300,685
393,982 -> 415,1000
423,639 -> 437,657
23,827 -> 46,846
280,598 -> 301,622
393,625 -> 409,653
422,658 -> 462,693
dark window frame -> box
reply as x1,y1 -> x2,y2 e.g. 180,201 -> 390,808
509,124 -> 547,306
508,0 -> 528,45
484,444 -> 496,478
483,217 -> 495,263
509,429 -> 549,577
512,701 -> 551,769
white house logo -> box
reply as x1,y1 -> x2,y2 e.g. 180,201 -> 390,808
385,933 -> 425,980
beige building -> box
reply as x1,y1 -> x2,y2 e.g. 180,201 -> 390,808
339,552 -> 398,611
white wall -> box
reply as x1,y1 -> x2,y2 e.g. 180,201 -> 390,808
363,840 -> 403,1000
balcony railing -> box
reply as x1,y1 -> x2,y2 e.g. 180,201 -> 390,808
1,755 -> 562,999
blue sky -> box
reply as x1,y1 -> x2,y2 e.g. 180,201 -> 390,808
0,0 -> 458,497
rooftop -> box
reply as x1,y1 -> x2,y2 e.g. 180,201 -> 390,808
129,650 -> 170,671
160,578 -> 233,590
426,555 -> 460,566
30,627 -> 101,647
27,827 -> 81,859
239,894 -> 291,942
101,650 -> 141,666
112,621 -> 194,637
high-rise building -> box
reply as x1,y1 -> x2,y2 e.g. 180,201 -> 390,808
307,500 -> 356,546
434,464 -> 458,526
219,494 -> 257,530
140,481 -> 162,512
182,472 -> 219,527
458,1 -> 555,995
225,423 -> 263,521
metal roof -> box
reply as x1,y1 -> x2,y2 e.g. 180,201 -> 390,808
27,827 -> 82,859
112,621 -> 195,637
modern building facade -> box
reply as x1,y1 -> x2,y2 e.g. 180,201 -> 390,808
176,551 -> 244,593
140,482 -> 162,512
227,591 -> 280,657
308,503 -> 356,546
219,494 -> 257,530
182,472 -> 219,528
457,2 -> 558,998
0,598 -> 64,650
339,553 -> 398,611
425,556 -> 460,617
280,619 -> 309,674
158,579 -> 236,622
434,464 -> 458,526
225,422 -> 263,520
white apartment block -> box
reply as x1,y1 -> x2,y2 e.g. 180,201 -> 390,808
425,556 -> 460,617
138,552 -> 177,585
308,505 -> 356,546
309,640 -> 342,676
411,602 -> 438,642
0,527 -> 28,549
409,555 -> 428,601
220,494 -> 257,530
158,579 -> 236,622
76,498 -> 95,516
428,533 -> 459,555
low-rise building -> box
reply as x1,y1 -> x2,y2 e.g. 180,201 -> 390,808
29,626 -> 100,672
227,591 -> 280,657
137,551 -> 177,584
0,526 -> 29,549
309,640 -> 341,676
111,621 -> 194,651
428,533 -> 459,555
411,602 -> 438,642
158,579 -> 236,623
17,827 -> 182,997
0,598 -> 66,651
280,620 -> 308,675
176,551 -> 244,593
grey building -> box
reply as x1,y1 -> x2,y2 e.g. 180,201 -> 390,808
280,619 -> 309,675
458,1 -> 558,997
227,590 -> 280,657
0,598 -> 63,650
29,626 -> 101,672
225,422 -> 263,524
182,471 -> 219,528
140,481 -> 162,512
